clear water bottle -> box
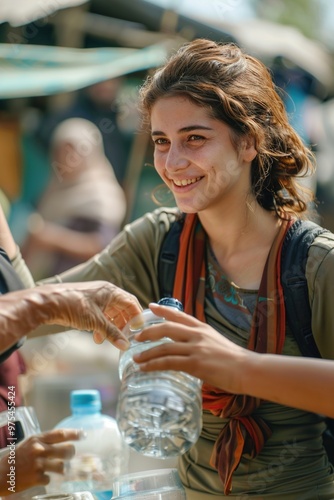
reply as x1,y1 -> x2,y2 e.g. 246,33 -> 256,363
116,298 -> 202,458
47,390 -> 128,500
33,494 -> 95,499
112,468 -> 186,499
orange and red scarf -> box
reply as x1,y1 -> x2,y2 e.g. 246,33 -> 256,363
172,213 -> 293,495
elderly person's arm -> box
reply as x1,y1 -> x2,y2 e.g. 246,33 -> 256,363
0,281 -> 142,357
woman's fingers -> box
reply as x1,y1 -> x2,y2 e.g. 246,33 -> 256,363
133,338 -> 192,364
134,304 -> 201,343
136,322 -> 195,344
97,301 -> 201,350
149,303 -> 200,326
135,354 -> 195,373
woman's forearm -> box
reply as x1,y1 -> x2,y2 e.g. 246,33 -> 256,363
242,352 -> 334,417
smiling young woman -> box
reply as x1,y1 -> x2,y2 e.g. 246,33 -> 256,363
6,39 -> 334,499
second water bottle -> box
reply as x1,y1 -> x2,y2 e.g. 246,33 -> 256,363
48,389 -> 128,499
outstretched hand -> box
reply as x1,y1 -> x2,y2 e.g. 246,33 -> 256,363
42,281 -> 142,350
0,281 -> 142,353
0,429 -> 81,495
133,303 -> 247,393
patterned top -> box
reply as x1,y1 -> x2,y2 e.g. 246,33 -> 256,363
206,244 -> 257,331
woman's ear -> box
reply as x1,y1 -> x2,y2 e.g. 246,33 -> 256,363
240,136 -> 257,163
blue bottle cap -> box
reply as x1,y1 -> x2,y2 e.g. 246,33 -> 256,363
70,389 -> 101,411
157,297 -> 183,311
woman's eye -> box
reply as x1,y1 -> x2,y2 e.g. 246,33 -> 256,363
153,138 -> 168,145
188,135 -> 205,142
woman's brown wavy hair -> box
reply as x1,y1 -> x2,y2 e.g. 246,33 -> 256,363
139,38 -> 316,218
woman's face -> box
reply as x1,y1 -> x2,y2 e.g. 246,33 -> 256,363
51,141 -> 84,181
150,95 -> 256,215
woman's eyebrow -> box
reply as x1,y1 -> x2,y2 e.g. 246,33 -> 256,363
151,125 -> 213,136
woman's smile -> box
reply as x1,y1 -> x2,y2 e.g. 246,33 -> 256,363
168,176 -> 204,195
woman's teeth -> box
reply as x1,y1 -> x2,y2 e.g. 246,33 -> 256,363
173,177 -> 201,186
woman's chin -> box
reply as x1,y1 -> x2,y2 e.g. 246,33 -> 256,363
175,202 -> 198,214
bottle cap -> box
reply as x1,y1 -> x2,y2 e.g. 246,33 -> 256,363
70,390 -> 101,411
157,297 -> 183,311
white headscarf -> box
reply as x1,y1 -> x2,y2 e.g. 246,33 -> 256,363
38,118 -> 126,226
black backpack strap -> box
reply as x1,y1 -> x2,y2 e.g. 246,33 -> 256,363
0,248 -> 26,293
158,217 -> 184,298
281,219 -> 328,358
0,247 -> 26,363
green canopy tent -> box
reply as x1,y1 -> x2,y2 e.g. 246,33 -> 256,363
0,42 -> 170,98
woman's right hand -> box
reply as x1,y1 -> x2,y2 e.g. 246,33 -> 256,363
133,303 -> 247,393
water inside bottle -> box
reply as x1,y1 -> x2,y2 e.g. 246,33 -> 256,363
48,390 -> 127,498
117,367 -> 202,457
118,336 -> 171,379
117,305 -> 202,458
112,467 -> 186,500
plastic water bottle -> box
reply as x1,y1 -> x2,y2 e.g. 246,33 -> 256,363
112,468 -> 186,499
33,494 -> 95,499
116,298 -> 202,458
48,389 -> 128,500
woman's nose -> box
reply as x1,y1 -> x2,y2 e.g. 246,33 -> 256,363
165,144 -> 189,171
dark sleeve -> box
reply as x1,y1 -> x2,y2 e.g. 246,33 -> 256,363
0,351 -> 26,448
0,337 -> 26,364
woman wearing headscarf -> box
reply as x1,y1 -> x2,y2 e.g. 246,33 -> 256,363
23,118 -> 127,279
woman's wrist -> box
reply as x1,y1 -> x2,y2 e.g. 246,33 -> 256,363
236,350 -> 263,397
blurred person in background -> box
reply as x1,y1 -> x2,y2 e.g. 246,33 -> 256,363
36,78 -> 132,185
22,117 -> 127,280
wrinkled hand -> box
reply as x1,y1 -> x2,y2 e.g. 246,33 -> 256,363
42,281 -> 142,349
133,303 -> 247,393
0,281 -> 142,353
0,429 -> 80,495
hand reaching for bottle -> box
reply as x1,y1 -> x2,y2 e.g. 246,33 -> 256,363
0,281 -> 142,353
0,429 -> 81,495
